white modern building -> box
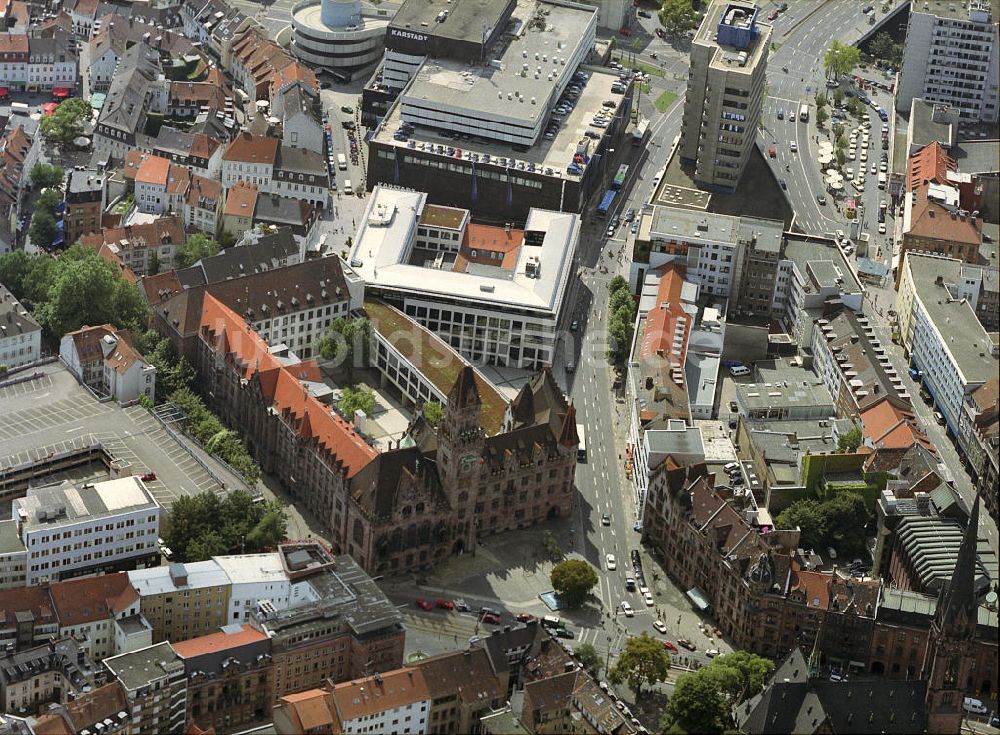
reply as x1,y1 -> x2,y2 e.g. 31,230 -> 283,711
12,477 -> 162,586
0,521 -> 26,591
395,0 -> 597,146
214,553 -> 292,623
0,284 -> 41,370
896,0 -> 999,123
895,252 -> 999,434
347,185 -> 579,368
291,0 -> 394,78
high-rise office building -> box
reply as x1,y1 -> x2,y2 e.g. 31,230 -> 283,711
897,0 -> 999,123
680,2 -> 770,192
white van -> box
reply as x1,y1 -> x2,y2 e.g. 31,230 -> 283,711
10,102 -> 29,115
343,179 -> 353,194
877,172 -> 887,189
729,365 -> 750,377
337,153 -> 347,170
541,615 -> 561,629
963,698 -> 988,715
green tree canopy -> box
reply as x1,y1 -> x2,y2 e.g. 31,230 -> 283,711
608,275 -> 629,295
659,0 -> 699,36
574,643 -> 603,677
869,32 -> 903,66
165,489 -> 287,562
816,107 -> 829,127
29,163 -> 64,189
703,651 -> 775,706
661,669 -> 727,734
824,41 -> 860,80
815,93 -> 828,109
317,317 -> 371,375
550,559 -> 598,608
340,385 -> 376,418
608,633 -> 671,698
28,212 -> 57,249
40,98 -> 91,145
169,387 -> 262,484
174,233 -> 220,269
422,401 -> 444,428
0,250 -> 34,296
775,492 -> 870,557
837,426 -> 863,453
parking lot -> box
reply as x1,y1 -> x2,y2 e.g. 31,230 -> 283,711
0,364 -> 248,508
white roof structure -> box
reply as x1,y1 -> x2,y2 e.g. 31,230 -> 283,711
128,559 -> 230,596
214,553 -> 287,585
348,185 -> 579,317
15,476 -> 158,532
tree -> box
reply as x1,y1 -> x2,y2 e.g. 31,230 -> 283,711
165,489 -> 288,562
835,148 -> 847,167
318,317 -> 371,376
815,93 -> 828,109
40,98 -> 91,145
29,163 -> 64,189
550,559 -> 598,607
610,287 -> 634,315
869,32 -> 903,67
608,633 -> 671,698
0,250 -> 34,296
340,385 -> 375,418
28,212 -> 57,248
832,87 -> 845,106
422,401 -> 444,428
659,0 -> 698,36
661,670 -> 727,734
823,41 -> 860,81
174,233 -> 220,269
816,107 -> 829,127
608,275 -> 629,295
574,643 -> 603,677
837,426 -> 863,453
774,498 -> 826,550
775,492 -> 871,557
703,652 -> 774,706
37,246 -> 148,336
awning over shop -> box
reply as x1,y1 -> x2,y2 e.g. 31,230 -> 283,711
687,587 -> 711,611
0,88 -> 9,97
52,87 -> 72,98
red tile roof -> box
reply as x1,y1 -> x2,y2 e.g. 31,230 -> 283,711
48,572 -> 137,625
906,184 -> 983,244
860,396 -> 935,452
200,294 -> 378,477
907,141 -> 954,192
278,689 -> 340,734
141,270 -> 183,305
135,154 -> 171,186
269,61 -> 318,98
640,263 -> 690,364
455,223 -> 523,271
330,668 -> 432,722
788,564 -> 831,610
172,624 -> 267,659
223,132 -> 279,165
223,180 -> 257,217
0,33 -> 28,54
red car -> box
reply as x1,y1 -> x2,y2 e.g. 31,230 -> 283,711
481,612 -> 501,624
664,641 -> 678,653
516,613 -> 536,623
138,472 -> 156,482
767,10 -> 778,20
768,147 -> 777,158
435,599 -> 454,610
415,598 -> 433,611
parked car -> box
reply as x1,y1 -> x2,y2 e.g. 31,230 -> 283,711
653,620 -> 668,634
454,599 -> 472,612
435,599 -> 454,610
554,627 -> 575,639
678,638 -> 697,651
415,598 -> 433,611
621,601 -> 634,617
481,612 -> 501,624
516,613 -> 535,623
138,472 -> 156,482
664,641 -> 678,652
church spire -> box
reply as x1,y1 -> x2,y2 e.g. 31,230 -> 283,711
808,616 -> 825,678
448,365 -> 482,410
937,492 -> 981,636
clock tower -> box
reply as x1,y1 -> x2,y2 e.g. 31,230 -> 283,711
438,366 -> 485,548
922,493 -> 982,735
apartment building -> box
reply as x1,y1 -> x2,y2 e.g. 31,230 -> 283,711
221,134 -> 328,209
349,186 -> 579,369
78,216 -> 187,276
173,624 -> 274,733
680,3 -> 771,191
957,379 -> 999,523
46,572 -> 145,662
0,521 -> 26,590
897,0 -> 999,123
0,639 -> 100,715
127,561 -> 232,643
133,154 -> 171,214
0,284 -> 41,370
63,169 -> 106,246
895,252 -> 998,434
93,44 -> 164,162
12,477 -> 161,586
213,553 -> 292,624
103,642 -> 187,735
899,184 -> 984,269
0,586 -> 59,652
59,324 -> 156,404
810,307 -> 911,418
0,32 -> 77,92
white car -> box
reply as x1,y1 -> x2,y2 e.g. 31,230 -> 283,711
789,141 -> 798,152
606,554 -> 617,571
846,167 -> 854,179
878,222 -> 886,234
706,649 -> 720,658
848,149 -> 856,160
621,601 -> 634,617
870,163 -> 877,175
653,620 -> 668,634
644,592 -> 655,607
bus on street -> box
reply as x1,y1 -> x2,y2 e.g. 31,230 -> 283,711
597,190 -> 616,217
799,102 -> 809,122
577,424 -> 587,462
612,164 -> 629,190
